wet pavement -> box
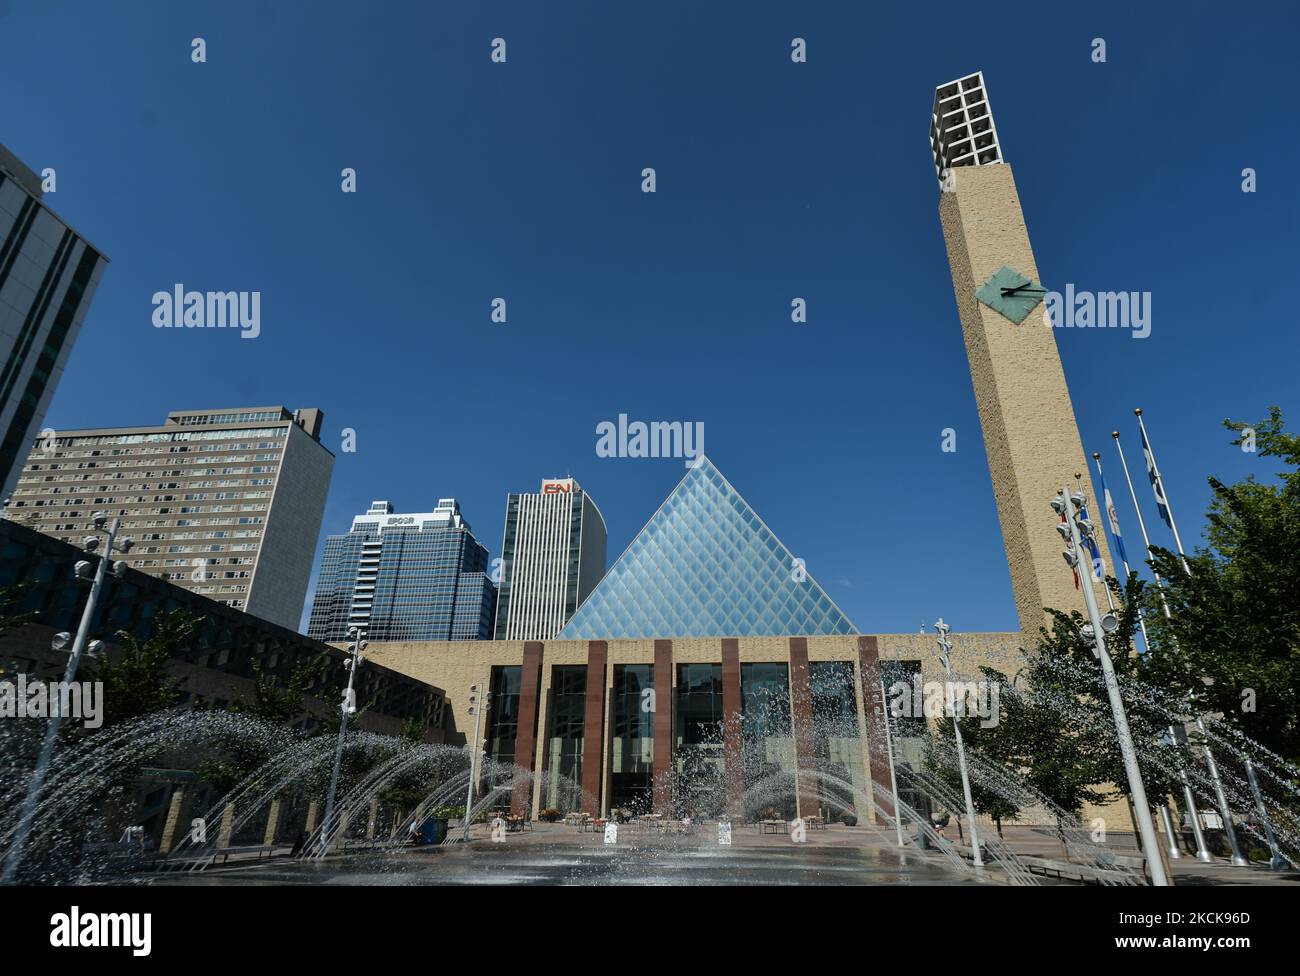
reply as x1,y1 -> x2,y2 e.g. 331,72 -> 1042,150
152,838 -> 996,886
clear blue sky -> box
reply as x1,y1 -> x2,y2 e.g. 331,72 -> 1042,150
3,0 -> 1296,635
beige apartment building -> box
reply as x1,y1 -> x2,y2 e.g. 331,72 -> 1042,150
6,405 -> 333,629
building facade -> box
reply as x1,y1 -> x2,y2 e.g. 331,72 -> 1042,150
0,518 -> 446,740
0,143 -> 109,503
7,405 -> 334,630
308,498 -> 497,643
494,477 -> 607,640
364,632 -> 1020,822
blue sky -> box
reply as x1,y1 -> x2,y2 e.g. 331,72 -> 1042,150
3,0 -> 1296,635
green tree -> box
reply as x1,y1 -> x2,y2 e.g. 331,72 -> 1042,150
1142,406 -> 1300,763
94,610 -> 201,728
924,696 -> 1021,837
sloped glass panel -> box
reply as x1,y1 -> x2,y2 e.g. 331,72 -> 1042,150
557,457 -> 858,639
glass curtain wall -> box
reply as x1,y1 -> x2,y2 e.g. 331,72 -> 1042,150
809,661 -> 866,821
674,663 -> 725,817
741,663 -> 796,820
610,664 -> 654,815
482,666 -> 522,807
541,665 -> 586,812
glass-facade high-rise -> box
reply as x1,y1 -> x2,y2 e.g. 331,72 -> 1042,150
494,478 -> 607,640
557,456 -> 857,639
307,498 -> 497,642
0,144 -> 109,502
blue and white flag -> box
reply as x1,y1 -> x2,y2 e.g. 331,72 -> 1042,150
1079,502 -> 1105,582
1097,471 -> 1129,568
1140,426 -> 1173,530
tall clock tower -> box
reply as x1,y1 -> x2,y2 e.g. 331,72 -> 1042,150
933,71 -> 1111,635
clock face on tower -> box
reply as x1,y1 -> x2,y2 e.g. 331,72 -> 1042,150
975,265 -> 1046,324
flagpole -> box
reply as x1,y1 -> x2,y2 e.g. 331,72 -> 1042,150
1085,463 -> 1179,860
1135,408 -> 1192,576
1091,451 -> 1152,653
1112,432 -> 1174,620
1113,430 -> 1214,864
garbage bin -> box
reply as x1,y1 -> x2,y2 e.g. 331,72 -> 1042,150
417,818 -> 447,845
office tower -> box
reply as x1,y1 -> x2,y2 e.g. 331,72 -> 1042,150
8,406 -> 333,629
494,477 -> 607,640
307,498 -> 497,642
557,458 -> 855,639
0,143 -> 109,501
933,71 -> 1111,632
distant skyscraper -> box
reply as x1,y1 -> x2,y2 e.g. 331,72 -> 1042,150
308,498 -> 497,642
494,478 -> 607,640
0,143 -> 109,501
9,406 -> 334,630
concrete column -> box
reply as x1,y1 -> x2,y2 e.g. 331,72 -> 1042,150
217,801 -> 236,848
652,640 -> 674,814
263,798 -> 283,846
511,641 -> 544,817
788,638 -> 820,819
581,641 -> 607,815
721,638 -> 745,819
158,788 -> 188,854
305,799 -> 320,834
857,636 -> 895,823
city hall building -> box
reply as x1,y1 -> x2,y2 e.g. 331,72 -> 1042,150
364,73 -> 1116,827
367,458 -> 1020,823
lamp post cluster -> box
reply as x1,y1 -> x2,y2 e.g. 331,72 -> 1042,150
932,620 -> 983,868
318,625 -> 366,856
1,513 -> 134,884
463,683 -> 490,842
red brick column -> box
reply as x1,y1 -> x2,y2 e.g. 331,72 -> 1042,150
511,641 -> 544,817
857,635 -> 895,820
652,639 -> 673,814
788,637 -> 820,818
721,638 -> 744,818
581,641 -> 607,815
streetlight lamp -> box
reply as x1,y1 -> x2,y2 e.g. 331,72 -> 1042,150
932,619 -> 982,868
1053,487 -> 1170,886
318,625 -> 366,856
1,513 -> 132,884
463,683 -> 490,842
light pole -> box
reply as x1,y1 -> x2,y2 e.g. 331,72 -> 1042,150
1054,487 -> 1169,886
1194,711 -> 1248,867
1,513 -> 132,884
318,625 -> 366,856
463,683 -> 489,842
877,677 -> 906,848
1243,759 -> 1289,870
932,619 -> 982,868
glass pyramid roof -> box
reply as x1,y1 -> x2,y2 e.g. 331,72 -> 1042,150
557,456 -> 858,639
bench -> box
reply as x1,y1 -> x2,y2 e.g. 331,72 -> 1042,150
212,845 -> 277,864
